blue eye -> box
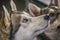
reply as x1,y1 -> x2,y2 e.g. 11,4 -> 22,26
23,18 -> 28,23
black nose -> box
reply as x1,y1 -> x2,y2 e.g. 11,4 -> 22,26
44,15 -> 50,20
57,25 -> 60,29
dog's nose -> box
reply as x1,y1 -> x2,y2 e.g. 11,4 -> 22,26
57,25 -> 60,29
44,15 -> 50,20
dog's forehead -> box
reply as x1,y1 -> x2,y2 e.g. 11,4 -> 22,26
49,6 -> 60,14
49,6 -> 59,11
50,6 -> 59,9
49,8 -> 54,12
45,6 -> 59,12
48,8 -> 56,12
11,11 -> 31,19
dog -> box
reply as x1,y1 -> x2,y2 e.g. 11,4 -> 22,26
40,5 -> 60,40
0,3 -> 11,40
28,3 -> 60,40
2,0 -> 50,40
42,4 -> 60,40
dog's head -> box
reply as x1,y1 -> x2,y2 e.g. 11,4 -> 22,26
40,6 -> 60,30
3,5 -> 50,40
40,6 -> 60,24
10,9 -> 50,40
2,0 -> 50,40
28,3 -> 60,24
28,3 -> 59,30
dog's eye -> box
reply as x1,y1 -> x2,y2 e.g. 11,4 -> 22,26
22,18 -> 28,23
49,13 -> 55,17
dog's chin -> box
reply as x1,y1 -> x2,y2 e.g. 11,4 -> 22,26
35,21 -> 50,35
34,24 -> 49,37
11,23 -> 49,40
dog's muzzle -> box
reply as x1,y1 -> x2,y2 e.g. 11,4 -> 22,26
57,25 -> 60,29
44,15 -> 50,20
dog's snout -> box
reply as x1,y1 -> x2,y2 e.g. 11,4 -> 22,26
57,25 -> 60,29
44,15 -> 50,20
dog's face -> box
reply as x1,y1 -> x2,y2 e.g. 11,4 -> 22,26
9,2 -> 50,39
37,5 -> 60,40
11,11 -> 49,28
28,3 -> 60,24
40,6 -> 60,23
11,11 -> 50,40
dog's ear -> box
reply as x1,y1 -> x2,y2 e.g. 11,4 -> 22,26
48,0 -> 55,7
2,5 -> 10,29
10,0 -> 17,11
28,3 -> 41,16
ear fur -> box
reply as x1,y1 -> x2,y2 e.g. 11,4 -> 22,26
28,3 -> 41,16
10,0 -> 17,11
0,12 -> 4,28
2,5 -> 10,30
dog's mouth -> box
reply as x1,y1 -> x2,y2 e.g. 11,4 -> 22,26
35,24 -> 48,33
33,23 -> 49,37
33,22 -> 48,36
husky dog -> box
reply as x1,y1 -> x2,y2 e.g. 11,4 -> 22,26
2,0 -> 50,40
40,5 -> 60,40
44,7 -> 60,40
10,11 -> 50,40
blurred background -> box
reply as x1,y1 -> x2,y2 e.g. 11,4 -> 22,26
0,0 -> 59,19
0,0 -> 59,10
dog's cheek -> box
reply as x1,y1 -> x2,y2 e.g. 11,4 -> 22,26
58,15 -> 60,22
50,16 -> 57,23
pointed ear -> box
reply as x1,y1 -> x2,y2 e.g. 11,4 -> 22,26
2,5 -> 10,29
28,3 -> 41,16
10,0 -> 17,11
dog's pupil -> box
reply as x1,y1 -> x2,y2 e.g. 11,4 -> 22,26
23,18 -> 28,23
